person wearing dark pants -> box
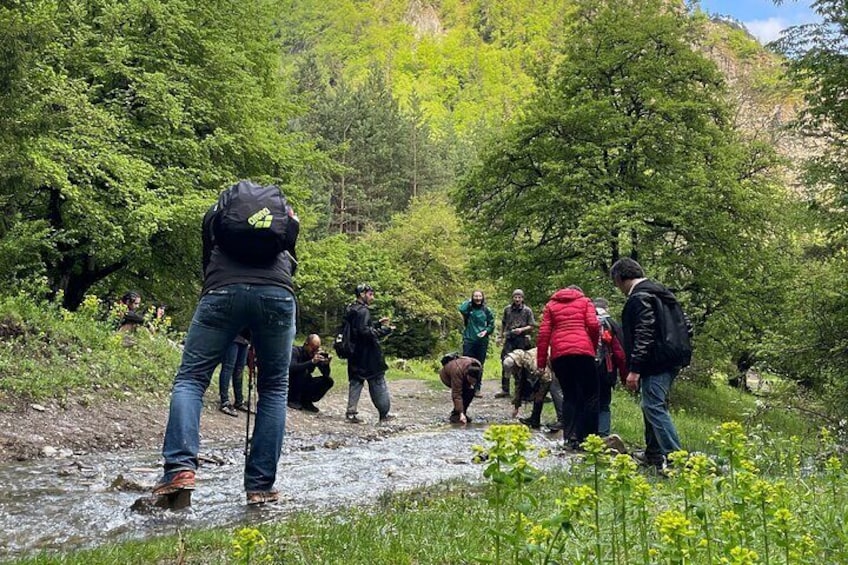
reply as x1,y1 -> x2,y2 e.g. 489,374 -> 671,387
439,356 -> 482,424
497,289 -> 535,398
218,334 -> 250,416
345,284 -> 395,424
287,334 -> 333,413
592,298 -> 627,437
611,258 -> 693,470
458,290 -> 495,395
536,285 -> 600,449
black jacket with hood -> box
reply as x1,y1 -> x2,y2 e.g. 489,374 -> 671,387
346,301 -> 392,380
621,279 -> 693,376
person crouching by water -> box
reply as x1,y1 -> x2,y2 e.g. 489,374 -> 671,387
503,347 -> 563,430
287,334 -> 333,413
440,355 -> 483,425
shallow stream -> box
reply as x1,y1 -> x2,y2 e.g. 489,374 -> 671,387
0,426 -> 563,558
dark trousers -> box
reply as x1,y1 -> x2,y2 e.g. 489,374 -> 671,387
599,379 -> 614,437
289,365 -> 333,406
462,339 -> 488,392
450,386 -> 476,423
551,355 -> 599,444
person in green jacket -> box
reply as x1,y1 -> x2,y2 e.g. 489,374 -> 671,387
458,290 -> 495,395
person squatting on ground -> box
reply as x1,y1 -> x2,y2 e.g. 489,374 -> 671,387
496,289 -> 535,398
345,284 -> 395,424
458,290 -> 495,395
592,298 -> 627,437
439,355 -> 483,424
153,180 -> 299,506
218,331 -> 251,417
537,285 -> 600,449
287,334 -> 333,413
611,258 -> 693,470
503,347 -> 563,430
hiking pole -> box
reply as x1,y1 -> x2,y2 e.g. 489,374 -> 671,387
245,345 -> 256,458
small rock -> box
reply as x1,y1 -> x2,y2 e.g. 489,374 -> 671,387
31,404 -> 47,412
58,448 -> 74,458
323,440 -> 344,450
41,446 -> 57,457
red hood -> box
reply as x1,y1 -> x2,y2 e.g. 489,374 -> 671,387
550,288 -> 585,303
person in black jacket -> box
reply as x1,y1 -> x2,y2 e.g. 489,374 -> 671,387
153,180 -> 298,506
287,334 -> 333,413
611,258 -> 692,470
345,284 -> 395,424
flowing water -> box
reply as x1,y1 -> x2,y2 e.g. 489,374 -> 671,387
0,426 -> 564,558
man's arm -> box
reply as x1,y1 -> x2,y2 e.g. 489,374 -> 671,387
628,294 -> 657,374
201,206 -> 216,275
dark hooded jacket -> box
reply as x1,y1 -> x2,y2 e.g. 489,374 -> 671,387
621,279 -> 693,375
346,301 -> 391,380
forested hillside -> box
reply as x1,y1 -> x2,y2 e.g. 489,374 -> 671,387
2,0 -> 848,411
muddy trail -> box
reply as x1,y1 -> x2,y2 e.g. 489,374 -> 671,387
0,379 -> 570,558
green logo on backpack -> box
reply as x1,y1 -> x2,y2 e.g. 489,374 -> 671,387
248,208 -> 273,229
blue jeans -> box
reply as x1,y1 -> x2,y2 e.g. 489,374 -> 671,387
160,284 -> 296,493
346,372 -> 391,419
219,341 -> 248,406
640,370 -> 682,459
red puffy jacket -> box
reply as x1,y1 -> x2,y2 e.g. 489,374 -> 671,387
537,288 -> 600,369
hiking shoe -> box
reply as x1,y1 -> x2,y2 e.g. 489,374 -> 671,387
378,414 -> 397,424
518,417 -> 541,429
494,391 -> 511,398
346,413 -> 364,424
301,402 -> 320,413
152,470 -> 196,496
219,403 -> 238,417
474,391 -> 483,398
246,489 -> 280,506
544,422 -> 564,433
234,402 -> 252,414
604,434 -> 627,454
632,450 -> 665,469
287,401 -> 303,411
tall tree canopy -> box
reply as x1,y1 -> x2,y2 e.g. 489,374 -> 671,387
0,0 -> 319,309
455,0 -> 791,366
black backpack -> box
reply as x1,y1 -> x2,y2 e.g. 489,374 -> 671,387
648,294 -> 693,369
440,352 -> 461,366
333,308 -> 355,360
212,180 -> 299,266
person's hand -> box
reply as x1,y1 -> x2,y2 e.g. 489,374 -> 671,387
379,317 -> 390,325
477,330 -> 487,338
311,354 -> 322,364
625,371 -> 640,392
459,413 -> 467,425
510,328 -> 521,336
511,407 -> 520,419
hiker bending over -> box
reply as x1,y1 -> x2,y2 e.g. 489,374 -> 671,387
288,334 -> 333,413
503,347 -> 562,429
440,355 -> 483,424
154,180 -> 299,506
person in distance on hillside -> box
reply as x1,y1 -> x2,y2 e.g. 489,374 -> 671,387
344,284 -> 395,424
287,334 -> 333,413
610,258 -> 692,471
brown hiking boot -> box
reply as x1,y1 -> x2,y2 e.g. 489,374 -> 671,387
152,470 -> 196,496
246,489 -> 280,505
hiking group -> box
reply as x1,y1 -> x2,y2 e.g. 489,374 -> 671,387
151,180 -> 693,507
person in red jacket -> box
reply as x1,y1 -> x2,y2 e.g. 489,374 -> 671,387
537,285 -> 600,448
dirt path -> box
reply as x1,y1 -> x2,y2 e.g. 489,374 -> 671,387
0,379 -> 521,463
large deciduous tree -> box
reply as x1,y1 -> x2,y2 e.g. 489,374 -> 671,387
0,0 -> 317,310
456,0 -> 791,366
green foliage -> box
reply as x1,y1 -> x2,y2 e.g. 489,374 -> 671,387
0,0 -> 320,310
455,0 -> 794,370
0,293 -> 179,400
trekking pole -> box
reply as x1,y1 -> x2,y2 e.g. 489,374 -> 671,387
245,345 -> 256,458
